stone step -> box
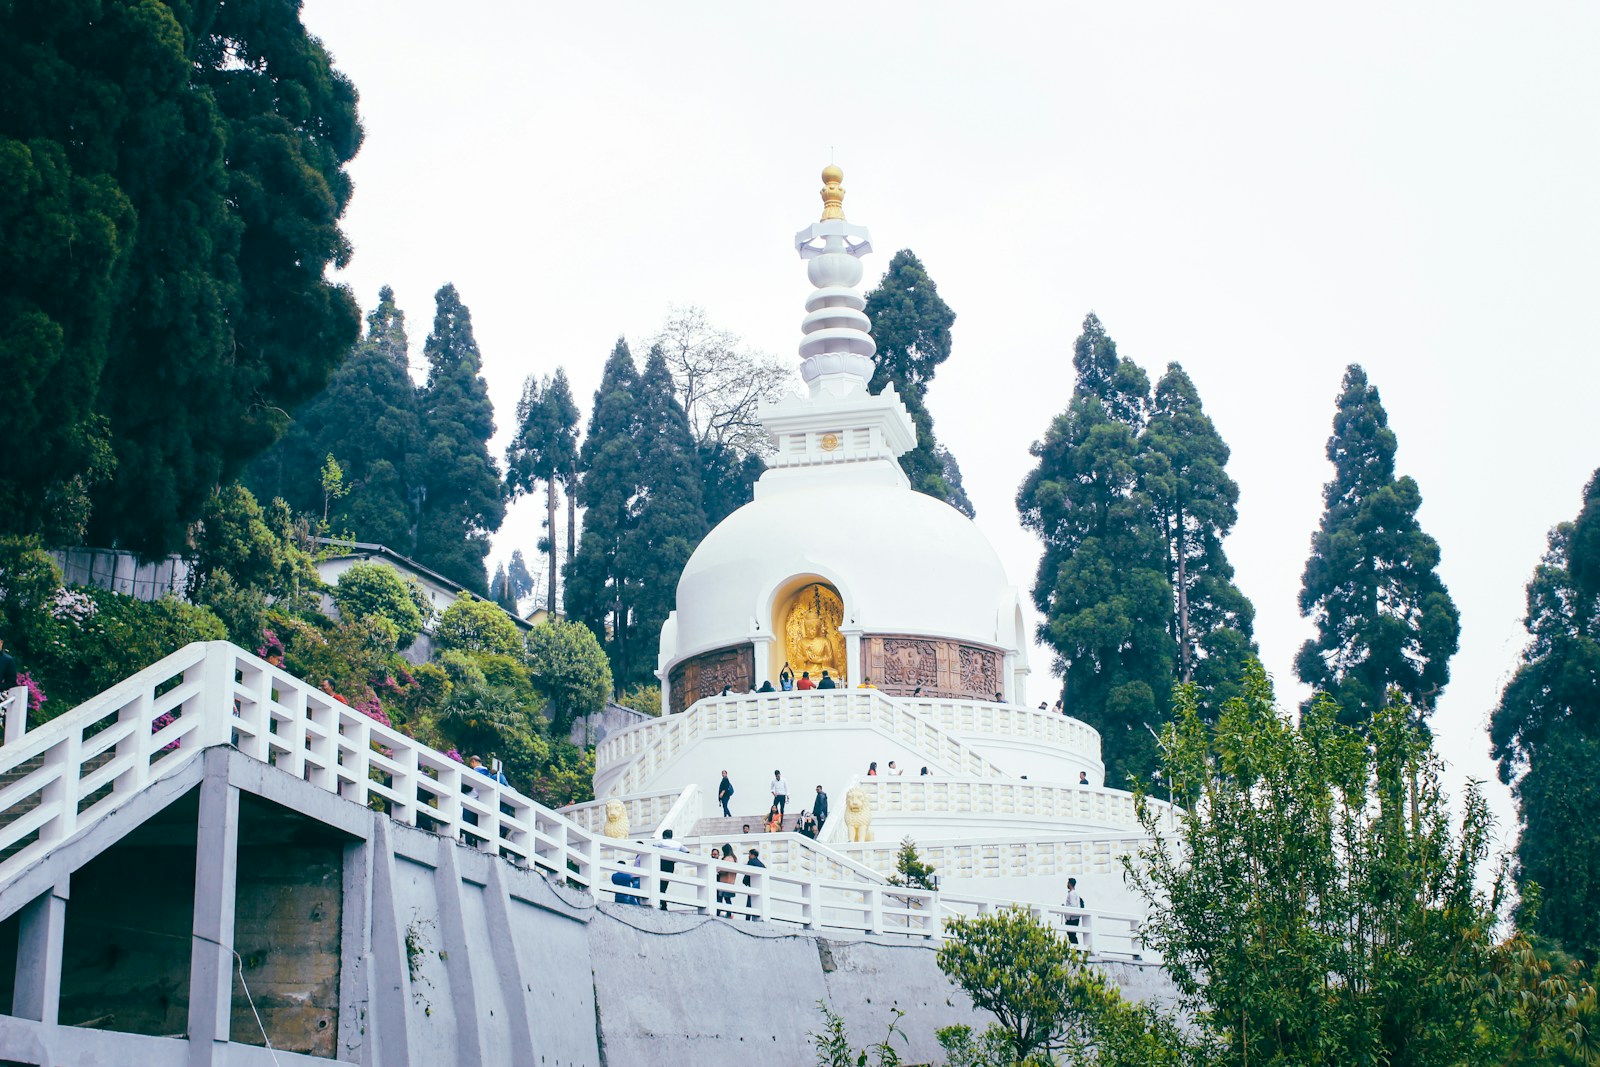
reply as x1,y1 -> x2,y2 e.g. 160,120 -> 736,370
689,812 -> 822,839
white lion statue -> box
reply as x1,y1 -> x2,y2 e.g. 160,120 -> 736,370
601,798 -> 630,840
843,786 -> 873,843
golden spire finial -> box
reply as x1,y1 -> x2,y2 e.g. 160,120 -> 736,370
820,164 -> 846,221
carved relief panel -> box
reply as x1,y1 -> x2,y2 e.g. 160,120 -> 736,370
668,644 -> 754,714
861,636 -> 1004,700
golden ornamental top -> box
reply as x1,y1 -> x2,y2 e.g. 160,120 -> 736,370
820,164 -> 846,221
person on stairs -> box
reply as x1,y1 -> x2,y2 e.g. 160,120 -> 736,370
718,770 -> 735,817
770,769 -> 789,814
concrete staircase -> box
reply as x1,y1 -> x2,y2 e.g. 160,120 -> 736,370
689,812 -> 822,839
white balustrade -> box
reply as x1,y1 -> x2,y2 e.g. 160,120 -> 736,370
594,690 -> 1007,796
904,698 -> 1102,761
854,777 -> 1174,831
0,641 -> 1144,955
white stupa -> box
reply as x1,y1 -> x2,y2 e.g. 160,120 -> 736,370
576,168 -> 1161,917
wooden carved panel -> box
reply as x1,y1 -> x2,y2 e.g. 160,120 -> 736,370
668,644 -> 754,714
862,635 -> 1005,701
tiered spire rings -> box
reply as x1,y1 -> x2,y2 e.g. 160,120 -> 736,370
794,165 -> 876,391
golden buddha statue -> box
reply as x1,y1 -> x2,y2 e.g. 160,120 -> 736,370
784,583 -> 846,680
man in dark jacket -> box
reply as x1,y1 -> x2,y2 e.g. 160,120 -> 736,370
717,771 -> 735,817
743,847 -> 767,920
812,785 -> 829,831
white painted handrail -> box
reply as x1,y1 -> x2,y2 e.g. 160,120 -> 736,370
594,690 -> 1008,797
839,830 -> 1151,883
0,642 -> 1143,954
854,777 -> 1174,832
2,687 -> 26,746
904,698 -> 1103,765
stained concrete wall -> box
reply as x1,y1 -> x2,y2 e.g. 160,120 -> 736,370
0,747 -> 1178,1067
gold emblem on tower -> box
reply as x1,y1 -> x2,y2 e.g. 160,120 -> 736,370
820,164 -> 846,221
820,432 -> 841,452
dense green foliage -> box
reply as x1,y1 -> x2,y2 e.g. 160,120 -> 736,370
413,285 -> 505,594
506,368 -> 581,611
936,908 -> 1167,1065
1131,663 -> 1506,1066
20,587 -> 227,712
1492,468 -> 1600,962
566,341 -> 708,690
866,250 -> 973,516
329,562 -> 430,648
0,0 -> 362,551
247,286 -> 423,549
522,619 -> 613,734
1296,365 -> 1460,727
435,594 -> 522,658
1018,314 -> 1255,786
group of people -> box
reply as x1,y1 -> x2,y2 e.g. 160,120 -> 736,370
717,769 -> 829,837
722,667 -> 883,696
864,760 -> 928,777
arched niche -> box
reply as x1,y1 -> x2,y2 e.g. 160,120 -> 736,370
768,575 -> 848,686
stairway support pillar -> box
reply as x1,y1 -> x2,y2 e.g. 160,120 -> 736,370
187,750 -> 240,1067
13,878 -> 69,1025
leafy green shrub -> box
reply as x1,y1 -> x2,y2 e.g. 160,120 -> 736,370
435,594 -> 521,656
27,588 -> 225,714
617,682 -> 662,717
330,562 -> 430,647
523,618 -> 612,732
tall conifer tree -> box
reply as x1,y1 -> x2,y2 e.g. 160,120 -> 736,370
1017,314 -> 1173,784
1296,365 -> 1460,726
866,250 -> 973,516
1143,364 -> 1257,708
566,341 -> 643,680
2,0 -> 362,550
246,285 -> 421,548
413,284 -> 504,594
1491,468 -> 1600,960
506,368 -> 580,611
624,347 -> 708,685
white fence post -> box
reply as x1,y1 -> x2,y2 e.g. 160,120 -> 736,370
2,686 -> 27,746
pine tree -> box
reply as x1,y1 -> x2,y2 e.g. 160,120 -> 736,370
1143,364 -> 1257,710
1491,469 -> 1600,960
1296,365 -> 1460,727
1017,314 -> 1173,785
866,250 -> 973,516
505,368 -> 580,611
623,347 -> 708,686
507,549 -> 535,605
246,286 -> 422,548
2,0 -> 362,551
566,340 -> 644,680
413,285 -> 504,594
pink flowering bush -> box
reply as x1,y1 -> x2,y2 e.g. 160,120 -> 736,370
17,672 -> 46,714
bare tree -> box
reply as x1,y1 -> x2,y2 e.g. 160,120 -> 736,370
650,306 -> 796,457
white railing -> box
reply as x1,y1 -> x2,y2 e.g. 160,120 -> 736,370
905,698 -> 1103,765
839,830 -> 1152,882
2,686 -> 26,746
854,777 -> 1174,832
0,641 -> 1144,954
594,690 -> 1007,797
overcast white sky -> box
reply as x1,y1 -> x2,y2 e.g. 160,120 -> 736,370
300,2 -> 1600,845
